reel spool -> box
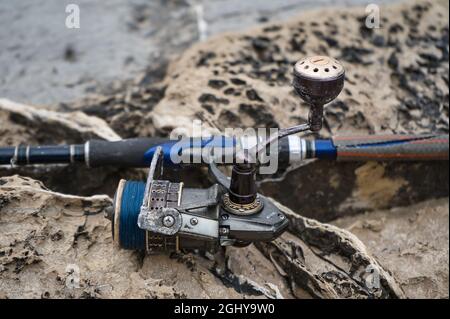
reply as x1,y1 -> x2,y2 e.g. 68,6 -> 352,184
112,179 -> 179,252
112,178 -> 220,253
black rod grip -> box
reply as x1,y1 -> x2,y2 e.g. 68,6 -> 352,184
88,138 -> 169,167
0,147 -> 15,165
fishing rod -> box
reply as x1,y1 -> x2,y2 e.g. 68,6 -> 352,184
0,133 -> 447,169
0,56 -> 448,254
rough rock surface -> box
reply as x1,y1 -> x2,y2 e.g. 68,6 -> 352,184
152,1 -> 448,136
0,0 -> 448,299
0,99 -> 147,196
0,175 -> 241,298
68,0 -> 449,137
333,198 -> 449,298
0,175 -> 404,299
0,98 -> 120,145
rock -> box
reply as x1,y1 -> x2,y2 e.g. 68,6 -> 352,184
0,99 -> 149,196
0,0 -> 448,299
142,0 -> 448,137
256,200 -> 405,299
0,175 -> 241,299
208,80 -> 228,90
0,175 -> 404,298
198,93 -> 230,105
0,99 -> 120,145
339,46 -> 375,65
223,245 -> 293,298
260,160 -> 449,221
333,198 -> 449,298
65,84 -> 166,139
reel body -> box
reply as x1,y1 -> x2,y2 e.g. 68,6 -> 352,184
111,147 -> 288,253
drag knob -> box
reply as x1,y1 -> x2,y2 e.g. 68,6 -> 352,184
293,56 -> 345,131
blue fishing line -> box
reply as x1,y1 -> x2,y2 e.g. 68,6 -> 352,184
119,181 -> 146,250
345,137 -> 426,148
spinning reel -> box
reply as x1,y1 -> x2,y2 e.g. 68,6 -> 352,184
109,56 -> 346,253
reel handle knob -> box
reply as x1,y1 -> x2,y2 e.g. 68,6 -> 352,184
293,56 -> 345,131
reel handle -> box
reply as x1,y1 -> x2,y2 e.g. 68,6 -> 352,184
227,55 -> 345,209
293,56 -> 345,131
